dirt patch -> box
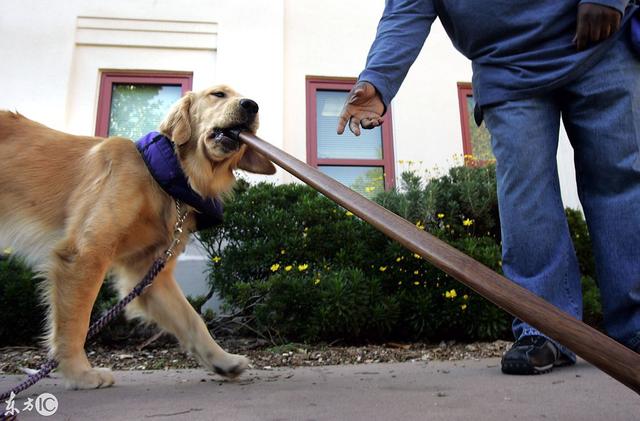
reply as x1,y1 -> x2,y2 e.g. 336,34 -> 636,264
0,339 -> 511,374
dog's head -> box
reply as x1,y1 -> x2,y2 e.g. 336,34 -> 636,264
159,85 -> 276,197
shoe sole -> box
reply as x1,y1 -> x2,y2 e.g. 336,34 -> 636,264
501,358 -> 574,375
501,362 -> 553,375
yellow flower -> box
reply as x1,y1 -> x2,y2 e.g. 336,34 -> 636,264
498,260 -> 503,267
365,186 -> 375,193
212,256 -> 222,263
281,249 -> 286,255
437,213 -> 445,219
3,247 -> 13,254
413,270 -> 419,275
463,294 -> 469,300
413,253 -> 421,259
414,281 -> 420,286
285,265 -> 292,272
345,211 -> 354,217
298,264 -> 309,272
461,304 -> 468,310
449,289 -> 457,298
398,281 -> 403,285
270,263 -> 280,272
396,256 -> 404,262
314,278 -> 321,285
415,221 -> 425,230
379,266 -> 387,272
399,160 -> 405,164
463,218 -> 474,227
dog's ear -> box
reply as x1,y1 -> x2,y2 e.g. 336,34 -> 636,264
159,92 -> 193,145
237,147 -> 277,175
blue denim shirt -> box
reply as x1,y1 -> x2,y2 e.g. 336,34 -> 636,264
359,0 -> 638,107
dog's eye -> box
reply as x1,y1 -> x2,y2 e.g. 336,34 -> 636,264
211,92 -> 226,98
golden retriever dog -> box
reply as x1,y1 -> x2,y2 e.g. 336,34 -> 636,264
0,85 -> 275,389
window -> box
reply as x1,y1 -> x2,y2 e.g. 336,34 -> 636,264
95,71 -> 193,139
457,82 -> 494,165
306,77 -> 395,197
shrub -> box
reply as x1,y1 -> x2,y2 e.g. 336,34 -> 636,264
0,256 -> 46,344
199,164 -> 604,344
200,165 -> 519,344
252,268 -> 400,342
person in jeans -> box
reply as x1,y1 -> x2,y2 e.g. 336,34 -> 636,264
337,0 -> 640,374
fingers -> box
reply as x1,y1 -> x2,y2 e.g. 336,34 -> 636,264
338,83 -> 367,135
337,109 -> 349,135
574,17 -> 588,51
337,110 -> 383,136
575,4 -> 622,51
337,81 -> 384,135
349,115 -> 362,136
361,117 -> 383,130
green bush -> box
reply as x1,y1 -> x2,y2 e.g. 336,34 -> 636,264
200,165 -> 521,344
199,165 -> 603,344
0,257 -> 46,344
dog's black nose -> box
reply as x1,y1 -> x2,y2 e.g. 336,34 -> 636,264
240,99 -> 259,114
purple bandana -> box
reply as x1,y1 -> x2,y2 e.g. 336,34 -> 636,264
136,132 -> 223,231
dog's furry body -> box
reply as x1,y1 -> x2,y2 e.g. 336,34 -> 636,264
0,85 -> 275,389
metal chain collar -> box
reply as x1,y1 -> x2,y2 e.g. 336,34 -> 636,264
165,200 -> 189,258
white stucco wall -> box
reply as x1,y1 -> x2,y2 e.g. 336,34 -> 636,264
0,0 -> 284,154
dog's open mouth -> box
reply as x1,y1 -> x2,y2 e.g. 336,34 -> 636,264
210,126 -> 247,151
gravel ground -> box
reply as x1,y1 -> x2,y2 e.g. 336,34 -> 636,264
0,339 -> 512,375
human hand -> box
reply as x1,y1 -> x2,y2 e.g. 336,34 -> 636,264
574,3 -> 622,51
336,81 -> 385,136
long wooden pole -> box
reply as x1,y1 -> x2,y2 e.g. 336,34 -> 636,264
238,131 -> 640,395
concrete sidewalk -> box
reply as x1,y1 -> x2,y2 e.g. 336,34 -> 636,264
1,358 -> 638,420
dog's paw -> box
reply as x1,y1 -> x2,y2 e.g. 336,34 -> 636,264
65,367 -> 115,390
212,353 -> 249,379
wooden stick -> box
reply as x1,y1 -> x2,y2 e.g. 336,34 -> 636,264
238,131 -> 640,395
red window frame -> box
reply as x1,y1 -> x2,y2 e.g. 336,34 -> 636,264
457,82 -> 475,163
306,76 -> 395,190
457,82 -> 495,167
95,71 -> 193,137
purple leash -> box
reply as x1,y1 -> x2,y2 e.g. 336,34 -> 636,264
1,200 -> 188,403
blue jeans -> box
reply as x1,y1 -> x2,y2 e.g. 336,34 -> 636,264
483,34 -> 640,360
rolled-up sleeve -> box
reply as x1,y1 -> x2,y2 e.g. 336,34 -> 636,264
358,0 -> 437,107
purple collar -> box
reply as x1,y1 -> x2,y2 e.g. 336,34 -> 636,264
136,132 -> 223,231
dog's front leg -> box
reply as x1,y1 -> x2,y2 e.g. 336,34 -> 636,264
47,240 -> 115,389
130,264 -> 249,378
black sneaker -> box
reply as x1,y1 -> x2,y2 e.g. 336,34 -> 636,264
501,335 -> 574,375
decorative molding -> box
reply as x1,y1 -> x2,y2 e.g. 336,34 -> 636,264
75,16 -> 217,50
